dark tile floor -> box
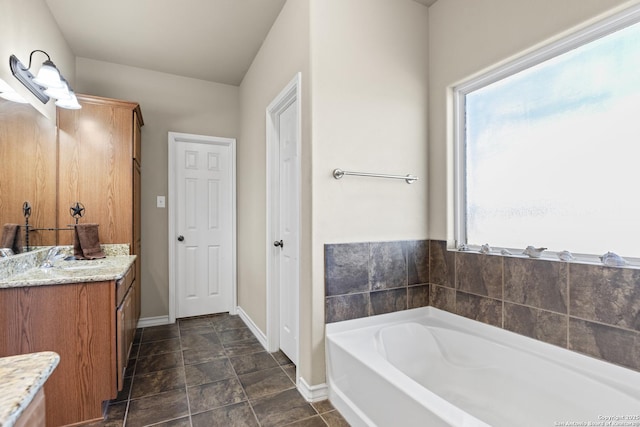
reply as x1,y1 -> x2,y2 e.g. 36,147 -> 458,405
88,313 -> 350,427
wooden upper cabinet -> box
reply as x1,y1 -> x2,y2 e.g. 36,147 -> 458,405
56,95 -> 143,250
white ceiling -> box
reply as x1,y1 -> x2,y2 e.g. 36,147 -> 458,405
45,0 -> 436,87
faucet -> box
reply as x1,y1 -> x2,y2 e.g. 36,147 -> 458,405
41,246 -> 65,268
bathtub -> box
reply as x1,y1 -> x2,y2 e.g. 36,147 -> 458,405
325,307 -> 640,427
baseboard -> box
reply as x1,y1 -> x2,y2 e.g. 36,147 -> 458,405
137,315 -> 171,328
236,306 -> 269,351
297,376 -> 329,402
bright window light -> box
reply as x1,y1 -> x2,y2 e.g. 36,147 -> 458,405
455,8 -> 640,259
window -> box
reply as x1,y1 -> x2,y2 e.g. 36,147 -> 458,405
454,6 -> 640,259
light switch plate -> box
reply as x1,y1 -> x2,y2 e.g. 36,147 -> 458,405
157,196 -> 166,208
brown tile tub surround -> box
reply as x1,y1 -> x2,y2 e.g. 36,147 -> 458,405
325,240 -> 430,323
324,238 -> 640,372
429,239 -> 640,372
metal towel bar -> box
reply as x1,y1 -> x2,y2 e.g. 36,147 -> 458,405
332,168 -> 418,184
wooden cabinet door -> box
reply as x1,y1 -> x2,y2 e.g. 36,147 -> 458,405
133,161 -> 141,318
133,109 -> 142,164
116,284 -> 135,392
0,282 -> 115,427
116,296 -> 125,392
56,96 -> 137,246
126,284 -> 136,354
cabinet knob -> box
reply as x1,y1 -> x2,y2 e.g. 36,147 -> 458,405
177,235 -> 184,242
274,240 -> 283,248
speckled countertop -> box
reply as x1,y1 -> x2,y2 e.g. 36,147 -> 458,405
0,256 -> 136,288
0,245 -> 136,288
0,351 -> 59,427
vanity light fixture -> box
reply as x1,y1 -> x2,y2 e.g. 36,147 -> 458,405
9,50 -> 81,109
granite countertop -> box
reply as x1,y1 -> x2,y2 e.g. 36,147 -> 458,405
0,255 -> 136,289
0,351 -> 60,427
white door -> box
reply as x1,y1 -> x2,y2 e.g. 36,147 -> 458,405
276,97 -> 299,364
175,138 -> 233,318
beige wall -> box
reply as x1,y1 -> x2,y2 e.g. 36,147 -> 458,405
0,0 -> 75,119
76,58 -> 240,318
238,0 -> 428,386
237,0 -> 313,375
311,0 -> 429,241
428,0 -> 640,241
309,0 -> 429,383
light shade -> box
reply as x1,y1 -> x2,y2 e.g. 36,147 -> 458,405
55,91 -> 81,109
32,60 -> 64,89
44,82 -> 70,100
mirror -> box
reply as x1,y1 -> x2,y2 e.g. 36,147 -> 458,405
0,98 -> 57,253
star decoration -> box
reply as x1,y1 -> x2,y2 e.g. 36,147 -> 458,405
70,202 -> 85,219
22,201 -> 32,219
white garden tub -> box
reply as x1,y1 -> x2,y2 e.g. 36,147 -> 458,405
326,307 -> 640,427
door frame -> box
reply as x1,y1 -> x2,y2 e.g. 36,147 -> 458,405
168,131 -> 237,324
266,73 -> 302,358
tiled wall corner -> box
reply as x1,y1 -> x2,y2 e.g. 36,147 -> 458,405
428,240 -> 454,287
324,239 -> 429,323
428,239 -> 640,373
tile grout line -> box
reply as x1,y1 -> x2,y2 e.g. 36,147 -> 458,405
224,323 -> 263,427
177,320 -> 195,427
121,328 -> 142,427
216,315 -> 269,425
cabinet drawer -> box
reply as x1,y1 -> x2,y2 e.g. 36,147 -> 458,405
116,266 -> 134,306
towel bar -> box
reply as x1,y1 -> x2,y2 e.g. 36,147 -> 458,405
332,168 -> 418,184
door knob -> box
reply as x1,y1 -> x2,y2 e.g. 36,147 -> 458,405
274,240 -> 283,248
177,235 -> 184,242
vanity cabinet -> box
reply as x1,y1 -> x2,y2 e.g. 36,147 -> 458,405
0,264 -> 138,426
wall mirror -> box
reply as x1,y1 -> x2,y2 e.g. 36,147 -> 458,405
0,98 -> 57,253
